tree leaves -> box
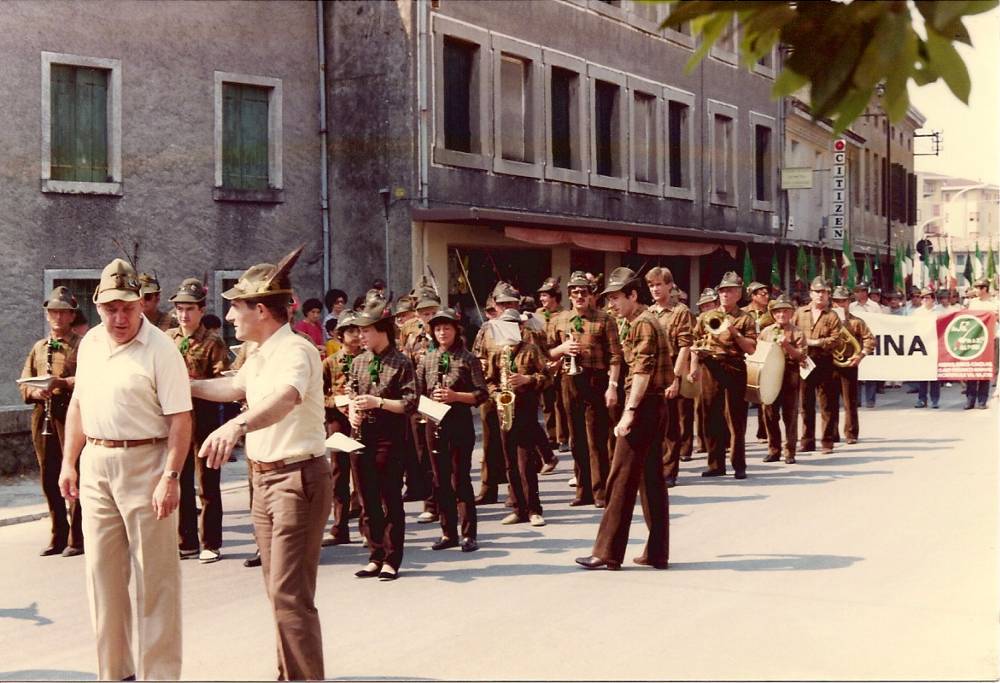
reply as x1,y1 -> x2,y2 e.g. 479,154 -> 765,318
660,0 -> 996,133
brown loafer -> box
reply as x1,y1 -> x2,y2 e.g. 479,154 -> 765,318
575,555 -> 621,570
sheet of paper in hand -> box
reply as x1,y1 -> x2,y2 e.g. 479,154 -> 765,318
799,356 -> 816,380
418,395 -> 451,424
16,375 -> 57,390
334,394 -> 351,409
325,431 -> 365,453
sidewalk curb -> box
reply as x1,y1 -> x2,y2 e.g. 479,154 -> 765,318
0,480 -> 251,528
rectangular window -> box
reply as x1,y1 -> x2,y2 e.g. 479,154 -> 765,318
667,101 -> 689,189
544,51 -> 588,185
41,52 -> 122,195
864,149 -> 870,211
881,156 -> 889,217
715,115 -> 733,195
754,124 -> 772,202
632,93 -> 654,182
551,67 -> 577,170
594,80 -> 620,177
44,269 -> 101,329
707,100 -> 738,206
492,37 -> 542,178
499,55 -> 527,162
222,83 -> 269,190
443,36 -> 476,153
214,72 -> 282,201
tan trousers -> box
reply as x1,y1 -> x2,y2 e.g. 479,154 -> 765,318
79,442 -> 182,681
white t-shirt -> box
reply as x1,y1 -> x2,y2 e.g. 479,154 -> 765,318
75,317 -> 193,440
234,324 -> 325,463
849,300 -> 883,315
968,297 -> 998,312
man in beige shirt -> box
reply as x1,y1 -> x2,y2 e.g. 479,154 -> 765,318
190,247 -> 331,681
59,258 -> 193,681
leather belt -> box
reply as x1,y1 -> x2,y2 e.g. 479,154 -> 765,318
248,453 -> 323,474
87,436 -> 166,448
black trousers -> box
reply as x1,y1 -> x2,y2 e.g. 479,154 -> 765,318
593,395 -> 668,565
351,433 -> 405,570
178,448 -> 223,551
426,409 -> 477,540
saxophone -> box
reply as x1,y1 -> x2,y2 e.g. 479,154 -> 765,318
496,345 -> 516,432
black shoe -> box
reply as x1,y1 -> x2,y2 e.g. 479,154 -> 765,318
121,676 -> 136,681
799,442 -> 815,453
964,403 -> 976,410
460,537 -> 479,552
40,544 -> 66,557
61,546 -> 84,557
700,469 -> 726,478
575,555 -> 620,570
355,562 -> 382,578
243,551 -> 261,568
558,442 -> 571,453
179,547 -> 199,560
431,537 -> 458,551
734,471 -> 747,480
665,478 -> 676,488
763,454 -> 780,463
378,567 -> 398,581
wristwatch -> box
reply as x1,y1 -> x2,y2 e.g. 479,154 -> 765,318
162,470 -> 180,480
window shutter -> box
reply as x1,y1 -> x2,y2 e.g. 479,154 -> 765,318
240,86 -> 269,190
50,65 -> 75,181
76,67 -> 108,182
222,83 -> 241,188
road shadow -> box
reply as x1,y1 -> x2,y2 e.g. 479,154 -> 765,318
221,523 -> 255,536
802,455 -> 913,466
858,437 -> 960,445
0,671 -> 94,681
710,469 -> 893,486
670,493 -> 768,505
402,561 -> 583,583
0,602 -> 53,626
670,552 -> 864,572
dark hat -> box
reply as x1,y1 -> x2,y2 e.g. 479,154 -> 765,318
770,294 -> 795,311
909,286 -> 921,296
336,310 -> 359,330
936,289 -> 951,300
853,280 -> 871,291
94,258 -> 141,304
222,246 -> 303,301
697,288 -> 719,306
717,271 -> 743,290
919,287 -> 934,297
566,271 -> 593,290
429,308 -> 461,326
498,308 -> 522,323
746,281 -> 767,295
169,277 -> 208,304
393,297 -> 414,316
831,285 -> 851,300
871,287 -> 883,295
138,273 -> 161,296
493,282 -> 521,304
886,289 -> 903,299
809,276 -> 832,292
537,276 -> 561,294
43,285 -> 78,311
973,277 -> 990,288
600,267 -> 638,296
354,295 -> 390,327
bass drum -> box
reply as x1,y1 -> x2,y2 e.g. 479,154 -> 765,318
744,340 -> 784,405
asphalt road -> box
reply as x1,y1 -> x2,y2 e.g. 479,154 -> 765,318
0,386 -> 996,681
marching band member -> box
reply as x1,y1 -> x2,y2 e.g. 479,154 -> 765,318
689,272 -> 757,480
348,296 -> 417,581
484,308 -> 550,527
758,295 -> 806,464
831,286 -> 875,444
416,308 -> 488,552
403,290 -> 441,524
645,267 -> 691,489
743,281 -> 773,443
549,271 -> 623,507
576,268 -> 672,571
793,277 -> 844,454
693,288 -> 720,454
536,276 -> 569,455
471,293 -> 509,504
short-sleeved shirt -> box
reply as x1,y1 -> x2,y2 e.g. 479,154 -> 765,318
75,318 -> 193,440
233,324 -> 325,463
619,306 -> 674,393
849,300 -> 883,315
693,306 -> 758,362
21,332 -> 81,412
554,306 -> 623,372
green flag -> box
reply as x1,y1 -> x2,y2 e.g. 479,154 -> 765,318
863,253 -> 873,284
963,251 -> 974,286
770,252 -> 781,289
830,255 -> 841,286
893,246 -> 905,292
988,242 -> 996,281
795,245 -> 807,282
974,240 -> 984,279
742,247 -> 754,287
807,250 -> 817,282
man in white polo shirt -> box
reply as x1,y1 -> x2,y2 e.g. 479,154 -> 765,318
59,258 -> 193,681
190,246 -> 331,681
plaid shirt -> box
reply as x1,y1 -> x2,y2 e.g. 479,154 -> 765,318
554,306 -> 623,371
649,302 -> 694,361
322,347 -> 358,409
535,306 -> 566,348
693,306 -> 758,361
20,332 -> 80,413
484,341 -> 550,410
619,306 -> 674,393
166,325 -> 229,379
416,344 -> 488,406
350,347 -> 417,430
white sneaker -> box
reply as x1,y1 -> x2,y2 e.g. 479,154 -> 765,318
568,477 -> 577,488
416,511 -> 438,524
529,514 -> 546,527
199,548 -> 221,564
500,512 -> 523,525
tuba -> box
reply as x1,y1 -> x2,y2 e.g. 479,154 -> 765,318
702,309 -> 730,336
496,345 -> 516,432
831,326 -> 862,367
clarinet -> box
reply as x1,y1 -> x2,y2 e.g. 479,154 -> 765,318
41,341 -> 55,438
349,373 -> 365,443
430,355 -> 450,461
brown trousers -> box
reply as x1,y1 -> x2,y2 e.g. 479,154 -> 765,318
699,358 -> 749,474
499,407 -> 544,519
800,358 -> 839,449
661,395 -> 695,481
252,455 -> 331,681
562,370 -> 611,504
32,409 -> 83,550
593,395 -> 669,566
351,434 -> 406,570
541,372 -> 568,445
835,365 -> 860,441
479,401 -> 509,487
763,371 -> 800,457
426,408 -> 477,540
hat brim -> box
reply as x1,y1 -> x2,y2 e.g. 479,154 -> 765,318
170,294 -> 206,303
770,304 -> 794,311
94,290 -> 141,305
43,301 -> 78,310
222,286 -> 292,301
599,283 -> 625,296
139,286 -> 161,296
429,314 -> 460,327
493,295 -> 520,304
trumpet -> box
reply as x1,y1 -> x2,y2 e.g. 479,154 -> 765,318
831,326 -> 862,367
496,345 -> 516,432
563,331 -> 582,376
